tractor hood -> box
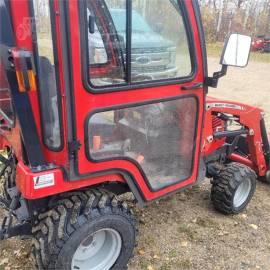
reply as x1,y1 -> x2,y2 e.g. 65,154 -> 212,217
206,96 -> 257,112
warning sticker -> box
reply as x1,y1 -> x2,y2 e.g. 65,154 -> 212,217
33,173 -> 55,189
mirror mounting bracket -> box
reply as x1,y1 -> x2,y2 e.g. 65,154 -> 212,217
205,65 -> 228,88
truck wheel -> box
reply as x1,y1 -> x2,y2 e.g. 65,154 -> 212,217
211,163 -> 256,214
32,189 -> 137,270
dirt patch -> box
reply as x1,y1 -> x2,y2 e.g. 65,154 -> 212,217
129,59 -> 270,270
129,181 -> 270,270
207,58 -> 270,127
1,59 -> 270,270
0,237 -> 32,270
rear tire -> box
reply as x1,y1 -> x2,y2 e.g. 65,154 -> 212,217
32,189 -> 137,270
211,162 -> 256,214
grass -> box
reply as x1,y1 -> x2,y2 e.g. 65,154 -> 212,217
138,260 -> 149,270
207,42 -> 270,63
168,249 -> 178,259
175,259 -> 192,269
206,42 -> 224,58
160,259 -> 192,270
195,216 -> 218,228
177,224 -> 197,241
250,51 -> 270,62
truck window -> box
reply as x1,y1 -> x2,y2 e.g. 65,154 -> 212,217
87,0 -> 126,87
32,0 -> 62,149
86,0 -> 192,87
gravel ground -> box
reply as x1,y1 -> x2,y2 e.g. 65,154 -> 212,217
1,58 -> 270,270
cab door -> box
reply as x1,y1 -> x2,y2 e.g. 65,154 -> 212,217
67,0 -> 206,201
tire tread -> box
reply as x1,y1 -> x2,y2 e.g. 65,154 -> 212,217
211,162 -> 256,214
31,189 -> 137,270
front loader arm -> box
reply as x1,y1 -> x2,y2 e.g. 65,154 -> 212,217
203,97 -> 269,177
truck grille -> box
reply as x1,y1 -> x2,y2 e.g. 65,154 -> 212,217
131,47 -> 171,74
132,47 -> 169,54
134,65 -> 167,73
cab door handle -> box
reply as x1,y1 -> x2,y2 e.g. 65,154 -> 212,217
181,82 -> 203,90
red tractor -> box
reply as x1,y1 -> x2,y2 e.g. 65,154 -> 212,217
0,1 -> 269,269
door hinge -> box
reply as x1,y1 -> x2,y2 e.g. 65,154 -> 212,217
68,140 -> 81,156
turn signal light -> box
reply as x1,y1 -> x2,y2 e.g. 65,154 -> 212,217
10,49 -> 37,93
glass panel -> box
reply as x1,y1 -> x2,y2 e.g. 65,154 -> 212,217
86,0 -> 192,87
131,0 -> 192,82
32,0 -> 61,149
88,97 -> 197,190
87,0 -> 126,86
0,59 -> 14,125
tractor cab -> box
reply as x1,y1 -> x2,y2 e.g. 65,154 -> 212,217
1,0 -> 208,200
0,1 -> 264,270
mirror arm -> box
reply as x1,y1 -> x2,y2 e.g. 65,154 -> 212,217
205,65 -> 228,88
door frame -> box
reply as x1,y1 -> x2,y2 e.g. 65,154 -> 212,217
63,0 -> 208,201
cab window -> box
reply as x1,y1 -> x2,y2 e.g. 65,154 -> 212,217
86,0 -> 192,88
0,59 -> 14,126
32,0 -> 62,149
0,0 -> 14,126
88,97 -> 197,190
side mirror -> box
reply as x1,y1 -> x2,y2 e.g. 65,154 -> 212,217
221,33 -> 252,68
206,33 -> 252,88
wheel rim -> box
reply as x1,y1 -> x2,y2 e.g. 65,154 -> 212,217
71,228 -> 122,270
233,178 -> 252,208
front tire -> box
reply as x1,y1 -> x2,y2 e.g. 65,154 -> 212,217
211,163 -> 256,214
32,189 -> 137,270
